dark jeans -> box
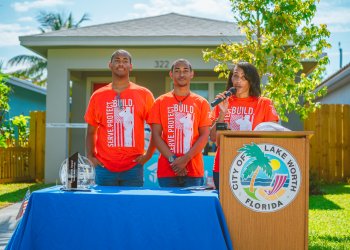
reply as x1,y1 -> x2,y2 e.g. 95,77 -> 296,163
158,177 -> 204,187
95,164 -> 143,187
213,172 -> 220,190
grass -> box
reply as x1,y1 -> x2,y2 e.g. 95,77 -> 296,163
0,182 -> 349,249
309,184 -> 350,250
0,182 -> 54,208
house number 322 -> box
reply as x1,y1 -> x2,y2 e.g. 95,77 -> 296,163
154,60 -> 170,68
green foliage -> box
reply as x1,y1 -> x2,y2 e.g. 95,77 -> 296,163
0,115 -> 30,148
36,11 -> 90,33
11,115 -> 30,146
7,55 -> 47,86
0,121 -> 15,148
0,72 -> 11,123
203,0 -> 331,121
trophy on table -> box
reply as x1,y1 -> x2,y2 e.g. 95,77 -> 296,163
59,152 -> 95,191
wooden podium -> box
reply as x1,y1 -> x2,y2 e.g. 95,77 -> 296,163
218,131 -> 312,250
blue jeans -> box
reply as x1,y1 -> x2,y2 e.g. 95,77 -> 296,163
158,177 -> 204,187
213,172 -> 219,190
95,164 -> 143,187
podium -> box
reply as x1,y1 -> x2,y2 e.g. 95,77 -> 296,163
218,131 -> 312,250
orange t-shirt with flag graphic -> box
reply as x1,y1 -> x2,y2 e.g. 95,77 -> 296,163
211,96 -> 279,172
84,82 -> 155,172
148,92 -> 212,178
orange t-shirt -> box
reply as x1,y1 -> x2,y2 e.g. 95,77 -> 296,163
148,92 -> 212,178
211,96 -> 279,172
84,82 -> 155,172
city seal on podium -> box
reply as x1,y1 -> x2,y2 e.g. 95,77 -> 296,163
229,143 -> 301,213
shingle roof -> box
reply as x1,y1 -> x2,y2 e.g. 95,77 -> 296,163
31,12 -> 240,37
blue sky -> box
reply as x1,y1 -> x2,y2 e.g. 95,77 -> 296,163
0,0 -> 349,78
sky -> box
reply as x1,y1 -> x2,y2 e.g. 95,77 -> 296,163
0,0 -> 349,78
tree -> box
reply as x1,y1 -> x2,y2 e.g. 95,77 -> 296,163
203,0 -> 330,121
7,11 -> 90,86
36,11 -> 90,33
0,70 -> 11,124
240,143 -> 272,193
7,55 -> 47,86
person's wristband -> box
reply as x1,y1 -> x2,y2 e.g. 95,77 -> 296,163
168,155 -> 177,163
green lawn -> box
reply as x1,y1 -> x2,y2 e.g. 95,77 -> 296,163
309,184 -> 350,250
0,182 -> 54,208
0,182 -> 349,249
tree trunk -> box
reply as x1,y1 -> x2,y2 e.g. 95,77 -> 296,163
249,167 -> 260,193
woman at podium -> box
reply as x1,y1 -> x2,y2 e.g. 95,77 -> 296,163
209,62 -> 279,190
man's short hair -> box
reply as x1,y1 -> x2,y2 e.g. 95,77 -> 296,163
170,59 -> 192,71
111,49 -> 132,63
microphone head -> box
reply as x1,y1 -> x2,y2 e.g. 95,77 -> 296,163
228,87 -> 237,95
225,87 -> 236,97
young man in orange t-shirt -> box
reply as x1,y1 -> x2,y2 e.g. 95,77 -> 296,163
148,59 -> 212,187
85,49 -> 155,186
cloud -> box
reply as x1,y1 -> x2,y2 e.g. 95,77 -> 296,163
314,1 -> 350,32
130,0 -> 234,21
12,0 -> 71,12
18,17 -> 34,22
0,23 -> 38,46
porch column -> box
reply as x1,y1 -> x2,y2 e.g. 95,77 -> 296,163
44,62 -> 70,183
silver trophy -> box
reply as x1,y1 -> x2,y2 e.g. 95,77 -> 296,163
59,153 -> 95,190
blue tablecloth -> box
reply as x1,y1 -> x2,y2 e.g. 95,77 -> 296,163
7,186 -> 232,250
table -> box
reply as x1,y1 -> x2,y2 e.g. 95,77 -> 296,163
7,186 -> 232,250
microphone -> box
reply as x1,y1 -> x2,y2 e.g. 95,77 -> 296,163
210,87 -> 236,107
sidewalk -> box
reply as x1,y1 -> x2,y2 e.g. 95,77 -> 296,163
0,203 -> 20,250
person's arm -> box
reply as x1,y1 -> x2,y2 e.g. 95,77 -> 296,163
86,124 -> 103,167
171,126 -> 210,176
151,124 -> 174,159
151,123 -> 189,175
134,137 -> 156,165
209,92 -> 229,142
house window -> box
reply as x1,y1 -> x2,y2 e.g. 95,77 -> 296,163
190,83 -> 208,99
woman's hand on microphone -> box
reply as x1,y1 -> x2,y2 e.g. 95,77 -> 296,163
216,92 -> 229,119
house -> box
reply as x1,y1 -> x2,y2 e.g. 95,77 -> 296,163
315,63 -> 350,104
18,13 -> 316,182
5,76 -> 46,119
18,13 -> 245,182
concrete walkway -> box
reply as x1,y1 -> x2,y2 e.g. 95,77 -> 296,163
0,203 -> 21,250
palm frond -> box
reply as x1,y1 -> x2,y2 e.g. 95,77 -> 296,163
7,55 -> 46,67
238,143 -> 265,159
75,13 -> 90,27
259,157 -> 273,178
243,161 -> 260,179
239,143 -> 273,178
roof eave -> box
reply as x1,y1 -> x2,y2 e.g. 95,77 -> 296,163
315,65 -> 350,95
19,35 -> 245,58
7,77 -> 47,95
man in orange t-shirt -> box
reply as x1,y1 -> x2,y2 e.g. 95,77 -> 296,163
148,59 -> 212,187
85,49 -> 155,186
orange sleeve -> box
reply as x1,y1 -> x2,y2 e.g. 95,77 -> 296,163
198,100 -> 212,127
143,89 -> 155,122
84,96 -> 99,127
264,98 -> 279,122
209,106 -> 220,122
147,98 -> 161,125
